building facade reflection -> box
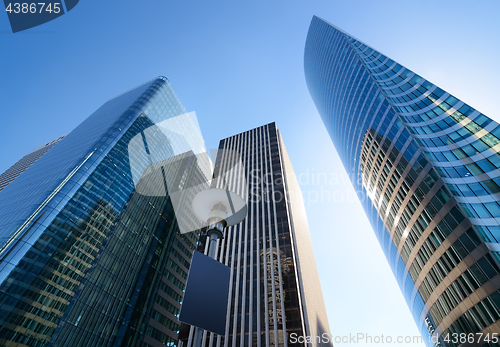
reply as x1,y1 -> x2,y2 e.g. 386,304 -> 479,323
305,16 -> 500,347
0,77 -> 208,347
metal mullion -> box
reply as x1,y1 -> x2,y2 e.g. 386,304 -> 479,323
231,222 -> 243,347
248,128 -> 255,347
218,137 -> 233,190
223,223 -> 236,347
266,126 -> 288,346
255,128 -> 262,347
227,135 -> 239,193
262,124 -> 279,346
259,126 -> 270,347
239,131 -> 249,347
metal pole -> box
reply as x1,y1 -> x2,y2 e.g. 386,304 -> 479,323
208,232 -> 218,259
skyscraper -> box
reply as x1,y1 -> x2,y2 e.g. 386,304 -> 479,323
0,77 -> 209,347
0,135 -> 66,192
180,122 -> 332,347
304,16 -> 500,347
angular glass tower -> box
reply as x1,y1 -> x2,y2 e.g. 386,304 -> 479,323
0,135 -> 65,192
305,16 -> 500,347
0,77 -> 208,347
180,122 -> 332,347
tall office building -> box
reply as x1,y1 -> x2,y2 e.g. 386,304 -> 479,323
304,16 -> 500,347
0,135 -> 66,192
180,122 -> 332,347
0,77 -> 209,347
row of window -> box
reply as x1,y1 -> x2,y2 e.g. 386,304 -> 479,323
393,89 -> 451,115
359,116 -> 447,261
408,225 -> 471,285
151,308 -> 180,333
155,293 -> 180,317
448,178 -> 500,198
434,153 -> 500,178
364,52 -> 390,68
410,110 -> 462,136
0,328 -> 54,347
158,279 -> 183,304
173,237 -> 194,259
367,129 -> 429,235
164,269 -> 186,291
395,174 -> 446,247
355,42 -> 378,59
401,207 -> 464,266
429,253 -> 500,327
441,290 -> 500,347
170,246 -> 191,270
418,232 -> 476,303
166,258 -> 187,279
461,201 -> 500,219
375,70 -> 414,89
419,126 -> 497,156
357,110 -> 482,323
145,325 -> 176,346
476,226 -> 500,244
334,71 -> 373,148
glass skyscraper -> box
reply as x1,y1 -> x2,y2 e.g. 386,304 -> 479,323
0,135 -> 66,193
180,122 -> 332,347
0,77 -> 208,347
304,16 -> 500,347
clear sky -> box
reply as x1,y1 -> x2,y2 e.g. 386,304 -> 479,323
1,1 -> 499,346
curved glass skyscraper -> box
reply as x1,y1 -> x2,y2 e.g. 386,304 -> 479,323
305,16 -> 500,347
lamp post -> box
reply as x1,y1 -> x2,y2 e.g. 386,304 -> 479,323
189,188 -> 247,347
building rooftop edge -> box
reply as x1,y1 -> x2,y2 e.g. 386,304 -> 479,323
106,76 -> 170,102
219,121 -> 278,142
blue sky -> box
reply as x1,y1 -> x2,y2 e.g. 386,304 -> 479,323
1,0 -> 500,346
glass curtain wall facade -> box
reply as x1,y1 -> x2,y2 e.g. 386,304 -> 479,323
180,123 -> 332,347
0,135 -> 66,192
0,77 -> 204,347
304,16 -> 500,347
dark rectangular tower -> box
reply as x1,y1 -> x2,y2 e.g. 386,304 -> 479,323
181,122 -> 332,347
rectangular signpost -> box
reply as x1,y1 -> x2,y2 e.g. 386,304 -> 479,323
179,250 -> 230,335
